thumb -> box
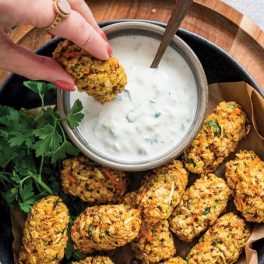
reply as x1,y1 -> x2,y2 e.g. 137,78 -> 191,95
0,33 -> 75,91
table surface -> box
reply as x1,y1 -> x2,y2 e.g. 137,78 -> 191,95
223,0 -> 264,30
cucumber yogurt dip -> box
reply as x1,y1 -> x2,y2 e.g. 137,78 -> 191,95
70,35 -> 198,162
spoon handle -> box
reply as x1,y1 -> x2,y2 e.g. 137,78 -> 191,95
150,0 -> 193,68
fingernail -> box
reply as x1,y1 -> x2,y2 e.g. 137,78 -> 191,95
3,27 -> 8,33
49,33 -> 55,39
101,31 -> 108,42
107,44 -> 113,57
52,80 -> 75,91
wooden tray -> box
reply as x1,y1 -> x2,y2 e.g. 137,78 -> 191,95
1,0 -> 264,90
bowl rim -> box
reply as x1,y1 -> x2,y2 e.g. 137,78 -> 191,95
57,21 -> 208,171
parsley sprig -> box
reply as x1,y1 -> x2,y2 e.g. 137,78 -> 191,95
0,81 -> 84,213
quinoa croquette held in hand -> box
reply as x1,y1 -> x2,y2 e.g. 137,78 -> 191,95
53,40 -> 127,103
0,0 -> 112,91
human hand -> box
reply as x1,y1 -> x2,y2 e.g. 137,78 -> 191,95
0,0 -> 112,91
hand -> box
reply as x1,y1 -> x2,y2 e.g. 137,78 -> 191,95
0,0 -> 112,91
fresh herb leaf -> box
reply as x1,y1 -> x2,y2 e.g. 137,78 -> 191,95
88,224 -> 93,240
66,99 -> 84,128
227,104 -> 235,109
3,187 -> 18,206
154,112 -> 161,118
65,238 -> 74,260
0,80 -> 84,223
208,119 -> 221,136
23,81 -> 56,107
19,183 -> 36,213
8,130 -> 33,148
72,250 -> 87,261
33,124 -> 63,157
0,139 -> 19,168
52,141 -> 79,163
199,236 -> 205,243
183,200 -> 189,206
202,207 -> 211,216
212,241 -> 219,246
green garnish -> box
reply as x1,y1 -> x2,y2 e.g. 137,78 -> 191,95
53,198 -> 60,210
208,119 -> 221,136
0,81 -> 84,213
183,200 -> 189,206
154,112 -> 161,118
212,241 -> 219,246
202,207 -> 211,215
88,224 -> 93,240
199,236 -> 205,242
227,104 -> 235,109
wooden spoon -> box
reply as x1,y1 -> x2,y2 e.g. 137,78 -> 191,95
151,0 -> 193,68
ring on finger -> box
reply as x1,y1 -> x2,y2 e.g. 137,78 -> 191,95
46,0 -> 71,33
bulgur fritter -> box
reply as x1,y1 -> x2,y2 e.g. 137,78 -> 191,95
53,40 -> 127,104
61,156 -> 127,204
225,150 -> 264,222
72,256 -> 114,264
71,204 -> 141,253
169,174 -> 230,242
19,196 -> 69,264
131,220 -> 176,264
188,213 -> 251,264
184,101 -> 251,174
187,241 -> 226,264
136,160 -> 188,225
163,257 -> 187,264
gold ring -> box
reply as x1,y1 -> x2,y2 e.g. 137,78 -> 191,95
46,0 -> 71,33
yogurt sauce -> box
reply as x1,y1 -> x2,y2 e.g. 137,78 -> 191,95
70,35 -> 198,162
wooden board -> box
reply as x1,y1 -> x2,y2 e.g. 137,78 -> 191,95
1,0 -> 264,89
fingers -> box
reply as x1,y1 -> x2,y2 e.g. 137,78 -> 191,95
4,0 -> 111,60
0,32 -> 75,91
52,10 -> 111,60
67,0 -> 105,38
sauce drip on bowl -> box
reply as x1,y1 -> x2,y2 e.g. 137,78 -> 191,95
70,35 -> 198,162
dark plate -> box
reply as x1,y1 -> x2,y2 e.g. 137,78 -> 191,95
0,20 -> 263,264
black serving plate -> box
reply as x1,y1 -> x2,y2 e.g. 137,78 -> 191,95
0,20 -> 263,264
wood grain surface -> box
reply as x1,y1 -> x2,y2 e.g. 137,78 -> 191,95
1,0 -> 264,89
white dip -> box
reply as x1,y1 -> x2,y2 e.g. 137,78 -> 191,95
70,35 -> 198,162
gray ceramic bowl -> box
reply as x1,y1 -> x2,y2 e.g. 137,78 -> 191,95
57,21 -> 208,171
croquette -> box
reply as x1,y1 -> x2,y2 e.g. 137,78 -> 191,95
163,257 -> 187,264
71,204 -> 141,253
72,256 -> 114,264
131,220 -> 176,264
53,40 -> 127,104
225,150 -> 264,222
19,196 -> 69,264
169,174 -> 230,242
136,160 -> 188,225
187,241 -> 226,264
61,156 -> 127,204
188,213 -> 251,264
184,101 -> 251,174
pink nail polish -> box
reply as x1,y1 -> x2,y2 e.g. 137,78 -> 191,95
49,33 -> 55,39
3,27 -> 8,33
101,31 -> 108,42
107,44 -> 113,57
52,80 -> 75,91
